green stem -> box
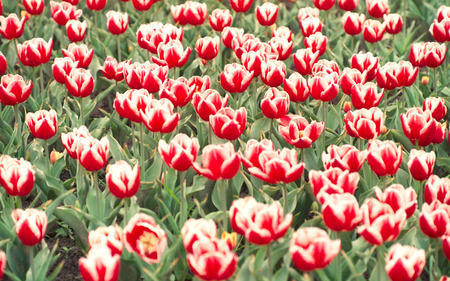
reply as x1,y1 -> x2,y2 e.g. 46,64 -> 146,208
377,246 -> 384,279
13,39 -> 22,75
117,35 -> 121,62
269,118 -> 274,140
139,123 -> 145,173
14,104 -> 23,157
253,79 -> 257,117
433,239 -> 439,281
44,139 -> 49,168
94,171 -> 101,219
267,244 -> 273,280
336,232 -> 342,281
79,97 -> 84,126
28,246 -> 35,281
76,160 -> 85,205
40,64 -> 44,98
16,196 -> 22,209
322,102 -> 327,152
208,122 -> 212,144
282,182 -> 288,214
123,198 -> 129,225
221,179 -> 228,232
433,67 -> 437,94
180,171 -> 187,227
131,122 -> 136,155
60,26 -> 65,49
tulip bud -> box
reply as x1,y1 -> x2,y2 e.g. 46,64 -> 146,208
343,101 -> 352,113
50,151 -> 63,164
0,14 -> 27,40
421,76 -> 429,85
221,232 -> 237,250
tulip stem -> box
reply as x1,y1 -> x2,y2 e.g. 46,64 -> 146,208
267,244 -> 273,280
44,139 -> 50,168
269,118 -> 274,140
377,246 -> 384,280
14,104 -> 24,158
433,68 -> 437,94
28,246 -> 35,281
60,26 -> 65,49
180,171 -> 187,228
76,160 -> 86,205
40,64 -> 44,98
282,182 -> 288,214
117,35 -> 121,62
322,102 -> 327,152
433,238 -> 439,280
139,123 -> 145,174
221,179 -> 228,232
253,79 -> 258,117
123,198 -> 129,224
131,122 -> 135,155
208,122 -> 212,144
13,39 -> 22,75
93,171 -> 101,219
79,97 -> 84,126
336,232 -> 342,281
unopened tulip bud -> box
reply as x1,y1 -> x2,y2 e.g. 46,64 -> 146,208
221,231 -> 237,250
50,151 -> 62,164
343,102 -> 352,113
381,125 -> 387,134
421,76 -> 429,85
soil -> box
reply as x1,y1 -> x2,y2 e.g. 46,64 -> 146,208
47,235 -> 84,281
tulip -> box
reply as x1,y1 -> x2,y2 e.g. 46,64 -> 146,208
375,185 -> 417,219
0,52 -> 6,76
283,73 -> 310,103
114,89 -> 153,123
136,23 -> 172,54
131,0 -> 153,11
52,57 -> 78,84
366,0 -> 390,18
363,19 -> 385,43
188,76 -> 210,93
424,175 -> 450,205
50,1 -> 82,26
11,208 -> 47,246
298,7 -> 320,22
106,11 -> 128,35
181,219 -> 217,254
229,0 -> 254,13
309,167 -> 360,204
338,0 -> 358,11
62,43 -> 94,69
26,109 -> 58,140
401,107 -> 441,147
192,89 -> 228,122
437,5 -> 450,22
377,61 -> 418,90
60,126 -> 91,159
152,39 -> 191,69
241,51 -> 268,77
322,144 -> 367,172
342,12 -> 365,35
0,14 -> 27,40
293,48 -> 320,76
340,68 -> 367,95
260,88 -> 289,119
106,161 -> 140,199
385,244 -> 426,281
273,26 -> 293,41
210,107 -> 247,141
187,238 -> 238,281
79,246 -> 120,281
0,156 -> 35,197
419,200 -> 450,238
408,149 -> 436,182
23,0 -> 45,15
229,196 -> 258,235
220,63 -> 253,93
0,251 -> 5,279
351,52 -> 379,81
242,140 -> 305,184
17,38 -> 53,67
304,32 -> 327,57
171,1 -> 208,26
221,27 -> 245,49
344,107 -> 384,140
321,193 -> 362,232
268,37 -> 292,61
160,77 -> 195,108
195,36 -> 220,61
312,59 -> 340,75
443,233 -> 450,261
221,232 -> 237,250
278,115 -> 324,149
65,68 -> 94,98
350,82 -> 385,109
158,133 -> 200,172
140,98 -> 179,133
124,62 -> 168,93
308,71 -> 340,102
357,198 -> 406,245
100,57 -> 131,82
232,36 -> 264,60
313,0 -> 335,10
76,136 -> 110,172
63,0 -> 79,4
290,227 -> 341,271
256,3 -> 278,26
193,143 -> 241,181
231,198 -> 292,245
367,139 -> 402,177
209,9 -> 232,32
300,17 -> 323,37
415,42 -> 447,68
260,60 -> 286,87
384,13 -> 403,34
66,20 -> 86,42
429,19 -> 450,43
86,0 -> 107,11
0,74 -> 33,106
124,213 -> 167,264
88,225 -> 123,256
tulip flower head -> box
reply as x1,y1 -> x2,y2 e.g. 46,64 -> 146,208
79,245 -> 121,281
26,109 -> 58,140
106,161 -> 140,199
0,156 -> 35,197
385,244 -> 426,281
11,208 -> 48,246
66,20 -> 86,42
158,133 -> 200,172
193,143 -> 241,181
88,225 -> 123,256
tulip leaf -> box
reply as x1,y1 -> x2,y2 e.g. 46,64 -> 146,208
185,175 -> 207,196
250,118 -> 271,140
53,207 -> 89,249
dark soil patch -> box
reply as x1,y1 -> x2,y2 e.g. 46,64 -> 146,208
47,235 -> 84,281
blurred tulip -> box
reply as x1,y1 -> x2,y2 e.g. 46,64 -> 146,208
17,38 -> 52,67
429,19 -> 450,43
385,244 -> 426,281
350,82 -> 384,109
76,136 -> 110,172
321,193 -> 362,232
338,0 -> 358,11
443,232 -> 450,261
66,20 -> 86,42
158,133 -> 200,172
437,5 -> 450,22
106,11 -> 128,35
188,76 -> 210,93
0,52 -> 6,76
220,63 -> 253,93
86,0 -> 107,10
308,71 -> 339,102
61,126 -> 91,159
124,213 -> 167,264
290,227 -> 341,271
283,73 -> 310,102
50,1 -> 82,26
351,52 -> 379,81
100,57 -> 131,82
221,232 -> 237,250
65,68 -> 94,98
401,107 -> 441,147
160,77 -> 195,108
367,139 -> 402,177
363,19 -> 385,43
300,17 -> 322,37
260,60 -> 286,87
375,184 -> 417,219
298,7 -> 320,22
322,144 -> 367,172
193,143 -> 241,181
273,26 -> 293,41
52,57 -> 78,84
23,0 -> 45,15
195,36 -> 220,61
26,109 -> 58,140
187,238 -> 237,281
136,22 -> 182,54
79,246 -> 120,281
0,251 -> 5,279
229,0 -> 254,13
171,1 -> 207,26
312,59 -> 340,75
140,98 -> 179,134
0,74 -> 33,106
221,27 -> 244,49
152,39 -> 191,69
377,61 -> 418,90
408,149 -> 435,182
210,107 -> 247,141
124,62 -> 168,93
0,156 -> 35,197
278,115 -> 324,149
62,43 -> 94,69
313,0 -> 335,10
131,0 -> 153,11
192,89 -> 228,122
340,68 -> 366,95
357,198 -> 406,245
209,9 -> 232,32
242,139 -> 304,184
384,13 -> 403,34
268,37 -> 292,61
11,208 -> 47,246
424,175 -> 450,205
50,151 -> 62,164
304,32 -> 327,56
342,12 -> 365,35
293,48 -> 320,75
411,42 -> 447,68
366,0 -> 390,18
106,161 -> 140,199
88,225 -> 123,256
419,200 -> 450,238
181,219 -> 217,254
309,167 -> 359,204
256,3 -> 278,26
114,89 -> 152,123
0,14 -> 27,40
260,88 -> 289,119
344,107 -> 384,139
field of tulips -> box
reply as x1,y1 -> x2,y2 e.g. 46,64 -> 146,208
0,0 -> 449,280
